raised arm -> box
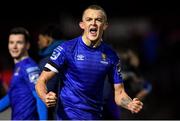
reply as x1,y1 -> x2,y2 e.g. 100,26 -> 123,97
114,83 -> 143,113
35,70 -> 57,107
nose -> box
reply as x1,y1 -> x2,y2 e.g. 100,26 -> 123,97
92,19 -> 96,25
12,43 -> 18,49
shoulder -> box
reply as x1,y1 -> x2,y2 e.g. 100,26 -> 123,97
102,43 -> 118,59
22,58 -> 40,74
61,37 -> 79,49
54,36 -> 79,53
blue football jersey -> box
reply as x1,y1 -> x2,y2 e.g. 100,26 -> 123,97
8,57 -> 40,120
46,36 -> 123,119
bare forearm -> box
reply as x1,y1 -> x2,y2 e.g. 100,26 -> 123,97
35,80 -> 47,102
114,84 -> 143,113
35,71 -> 56,103
35,71 -> 49,102
115,89 -> 132,110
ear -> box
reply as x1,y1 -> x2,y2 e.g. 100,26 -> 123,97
46,36 -> 53,45
79,21 -> 85,29
103,23 -> 108,30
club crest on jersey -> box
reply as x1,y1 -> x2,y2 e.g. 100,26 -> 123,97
76,54 -> 85,60
101,53 -> 107,61
100,53 -> 108,64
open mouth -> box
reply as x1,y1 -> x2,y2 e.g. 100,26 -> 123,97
89,28 -> 97,35
11,50 -> 18,54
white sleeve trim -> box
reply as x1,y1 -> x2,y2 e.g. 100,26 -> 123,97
45,63 -> 59,73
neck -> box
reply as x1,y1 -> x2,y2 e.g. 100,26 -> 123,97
82,35 -> 101,48
14,54 -> 29,64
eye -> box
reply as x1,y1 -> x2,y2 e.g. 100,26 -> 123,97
86,18 -> 92,22
17,41 -> 24,44
9,41 -> 14,44
98,19 -> 102,22
96,18 -> 103,22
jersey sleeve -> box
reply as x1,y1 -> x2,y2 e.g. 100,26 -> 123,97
44,45 -> 66,73
32,91 -> 47,120
108,53 -> 124,84
0,94 -> 10,112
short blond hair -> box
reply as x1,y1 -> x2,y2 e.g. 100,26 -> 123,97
82,5 -> 107,23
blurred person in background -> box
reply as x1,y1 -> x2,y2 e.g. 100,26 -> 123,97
37,24 -> 64,120
102,47 -> 152,120
0,27 -> 47,120
36,5 -> 143,120
103,47 -> 152,120
119,49 -> 152,101
117,48 -> 152,119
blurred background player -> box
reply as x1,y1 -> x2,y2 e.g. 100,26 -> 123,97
119,48 -> 152,101
37,24 -> 65,120
0,27 -> 47,120
118,48 -> 152,119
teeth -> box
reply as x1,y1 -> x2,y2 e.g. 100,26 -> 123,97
90,31 -> 96,34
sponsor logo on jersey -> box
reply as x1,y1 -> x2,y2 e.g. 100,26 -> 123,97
100,60 -> 109,64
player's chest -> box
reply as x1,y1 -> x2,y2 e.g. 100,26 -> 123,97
11,67 -> 24,84
68,50 -> 112,72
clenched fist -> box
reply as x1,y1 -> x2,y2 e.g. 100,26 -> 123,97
44,91 -> 57,107
128,98 -> 143,113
